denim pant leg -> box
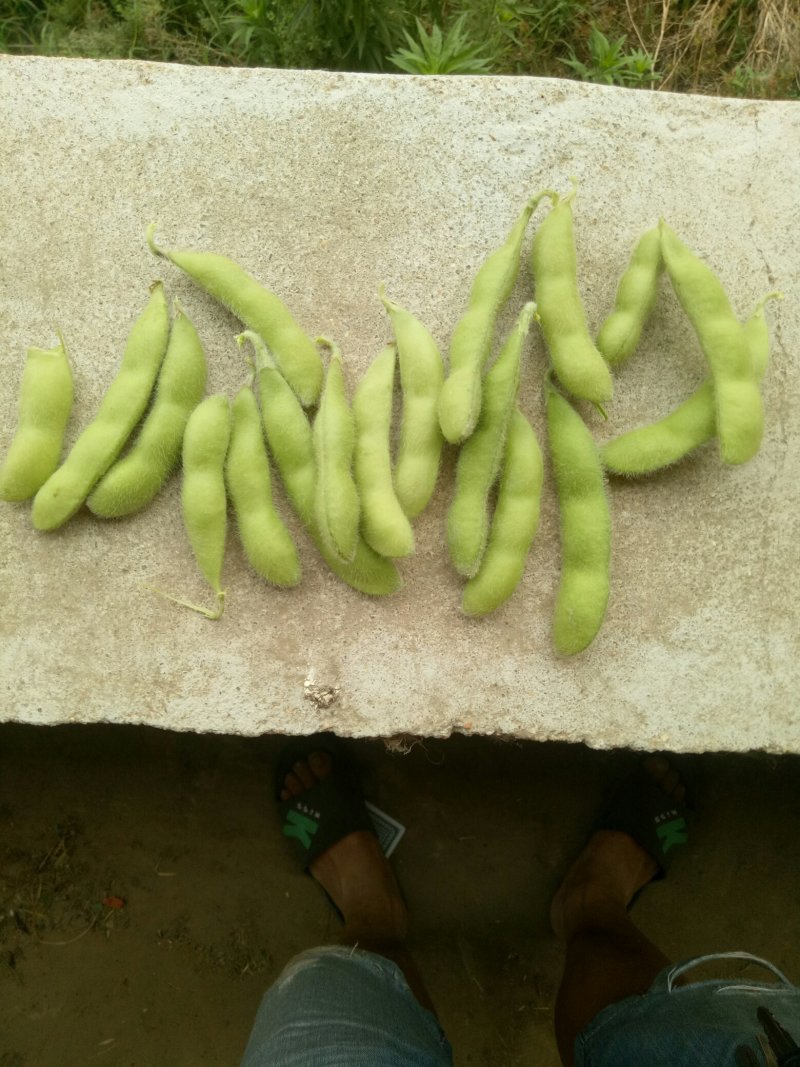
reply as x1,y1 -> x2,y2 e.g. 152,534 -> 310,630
240,946 -> 454,1067
576,951 -> 800,1067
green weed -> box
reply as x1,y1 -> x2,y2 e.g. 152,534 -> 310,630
388,13 -> 493,74
561,24 -> 658,88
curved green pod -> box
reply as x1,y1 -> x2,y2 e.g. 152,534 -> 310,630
226,386 -> 300,588
250,335 -> 400,597
438,197 -> 538,444
660,220 -> 762,465
547,378 -> 610,656
313,339 -> 360,564
447,302 -> 535,578
380,290 -> 444,519
88,299 -> 207,517
0,335 -> 73,502
148,225 -> 322,407
531,185 -> 613,408
353,344 -> 414,559
462,408 -> 543,617
32,282 -> 169,531
181,393 -> 231,619
596,226 -> 662,368
601,291 -> 782,476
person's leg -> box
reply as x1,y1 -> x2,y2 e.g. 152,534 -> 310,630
240,746 -> 451,1067
550,757 -> 687,1067
279,749 -> 437,1014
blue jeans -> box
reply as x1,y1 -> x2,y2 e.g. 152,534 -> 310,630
576,951 -> 800,1066
241,947 -> 800,1066
240,946 -> 453,1066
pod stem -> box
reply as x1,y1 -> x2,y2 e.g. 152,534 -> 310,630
237,330 -> 276,373
145,222 -> 164,257
378,283 -> 397,315
755,290 -> 784,313
145,583 -> 226,620
315,335 -> 343,362
518,300 -> 538,332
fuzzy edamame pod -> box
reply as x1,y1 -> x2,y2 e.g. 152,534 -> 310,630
352,344 -> 414,558
660,220 -> 763,466
88,299 -> 207,517
179,394 -> 231,619
0,335 -> 73,502
447,302 -> 536,578
596,226 -> 662,367
32,282 -> 169,531
462,408 -> 543,617
531,185 -> 613,409
226,386 -> 300,588
601,291 -> 783,476
438,197 -> 538,444
313,339 -> 360,564
380,290 -> 444,518
547,377 -> 610,656
251,336 -> 400,597
147,225 -> 322,407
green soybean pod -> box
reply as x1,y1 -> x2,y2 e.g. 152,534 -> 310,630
0,335 -> 73,502
438,196 -> 539,444
254,347 -> 317,528
660,220 -> 762,466
596,226 -> 662,368
531,186 -> 613,408
87,298 -> 207,517
226,386 -> 300,588
601,382 -> 716,476
250,336 -> 400,597
447,302 -> 536,578
601,291 -> 783,476
462,408 -> 543,617
313,339 -> 360,564
380,290 -> 444,518
147,225 -> 322,407
353,344 -> 414,559
180,393 -> 231,619
32,282 -> 170,531
546,377 -> 610,656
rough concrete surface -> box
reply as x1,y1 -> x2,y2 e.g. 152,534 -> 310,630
1,57 -> 798,750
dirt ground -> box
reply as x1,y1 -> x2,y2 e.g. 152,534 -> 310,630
1,725 -> 799,1067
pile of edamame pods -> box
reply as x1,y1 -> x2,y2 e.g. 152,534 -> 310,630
0,183 -> 781,652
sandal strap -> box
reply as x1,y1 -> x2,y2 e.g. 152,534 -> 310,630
275,735 -> 375,870
595,763 -> 690,878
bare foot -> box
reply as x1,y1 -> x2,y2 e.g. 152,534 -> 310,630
280,751 -> 408,944
550,756 -> 687,940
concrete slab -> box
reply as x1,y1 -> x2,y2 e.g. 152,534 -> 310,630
1,56 -> 798,750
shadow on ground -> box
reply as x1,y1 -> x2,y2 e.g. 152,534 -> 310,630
1,725 -> 798,1066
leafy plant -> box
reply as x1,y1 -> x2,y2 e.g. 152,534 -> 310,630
225,0 -> 280,66
561,24 -> 657,87
389,13 -> 494,75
